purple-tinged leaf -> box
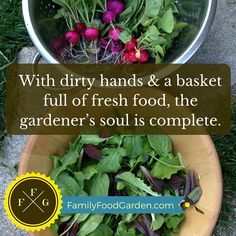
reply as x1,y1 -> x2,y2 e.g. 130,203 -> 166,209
141,215 -> 153,236
135,215 -> 160,236
134,218 -> 147,234
140,166 -> 164,195
69,223 -> 80,236
189,170 -> 195,190
99,129 -> 111,138
115,190 -> 123,196
84,144 -> 102,160
58,217 -> 72,235
58,222 -> 69,235
169,175 -> 183,190
190,170 -> 199,191
184,173 -> 191,196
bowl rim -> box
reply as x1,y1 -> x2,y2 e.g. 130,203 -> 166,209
22,0 -> 217,64
18,135 -> 223,236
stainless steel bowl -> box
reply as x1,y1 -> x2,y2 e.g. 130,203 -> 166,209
22,0 -> 217,64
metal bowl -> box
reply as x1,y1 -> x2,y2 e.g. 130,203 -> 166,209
22,0 -> 217,64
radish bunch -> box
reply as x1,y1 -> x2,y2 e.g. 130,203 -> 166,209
51,0 -> 187,64
65,23 -> 99,43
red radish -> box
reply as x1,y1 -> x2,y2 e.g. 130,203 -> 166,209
125,38 -> 138,51
100,37 -> 109,48
122,50 -> 137,63
110,42 -> 123,53
84,28 -> 100,40
51,37 -> 67,56
75,23 -> 86,33
102,11 -> 115,23
139,50 -> 150,63
122,51 -> 131,63
136,50 -> 150,63
51,37 -> 65,51
109,27 -> 121,41
107,1 -> 125,15
65,31 -> 80,44
128,51 -> 138,62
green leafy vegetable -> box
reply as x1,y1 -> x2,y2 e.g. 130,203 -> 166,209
74,171 -> 85,187
117,172 -> 160,196
119,31 -> 132,44
151,214 -> 165,231
50,150 -> 82,180
145,0 -> 163,18
115,224 -> 137,236
56,172 -> 84,196
165,214 -> 185,230
82,165 -> 98,180
158,8 -> 175,33
151,155 -> 185,179
88,224 -> 113,236
80,135 -> 108,145
90,173 -> 110,196
97,147 -> 126,173
123,136 -> 144,159
147,135 -> 172,157
49,134 -> 201,235
79,214 -> 105,236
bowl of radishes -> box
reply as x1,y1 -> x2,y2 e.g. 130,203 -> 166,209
22,0 -> 217,64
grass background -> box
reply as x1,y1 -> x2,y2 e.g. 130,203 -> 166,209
0,0 -> 235,235
212,102 -> 236,235
0,0 -> 31,145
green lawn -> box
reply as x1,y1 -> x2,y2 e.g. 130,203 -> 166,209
0,0 -> 31,143
0,0 -> 235,235
213,102 -> 236,235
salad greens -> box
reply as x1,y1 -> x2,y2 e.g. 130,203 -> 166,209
50,134 -> 202,235
51,0 -> 188,63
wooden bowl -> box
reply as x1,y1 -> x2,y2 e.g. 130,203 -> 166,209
19,135 -> 222,236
